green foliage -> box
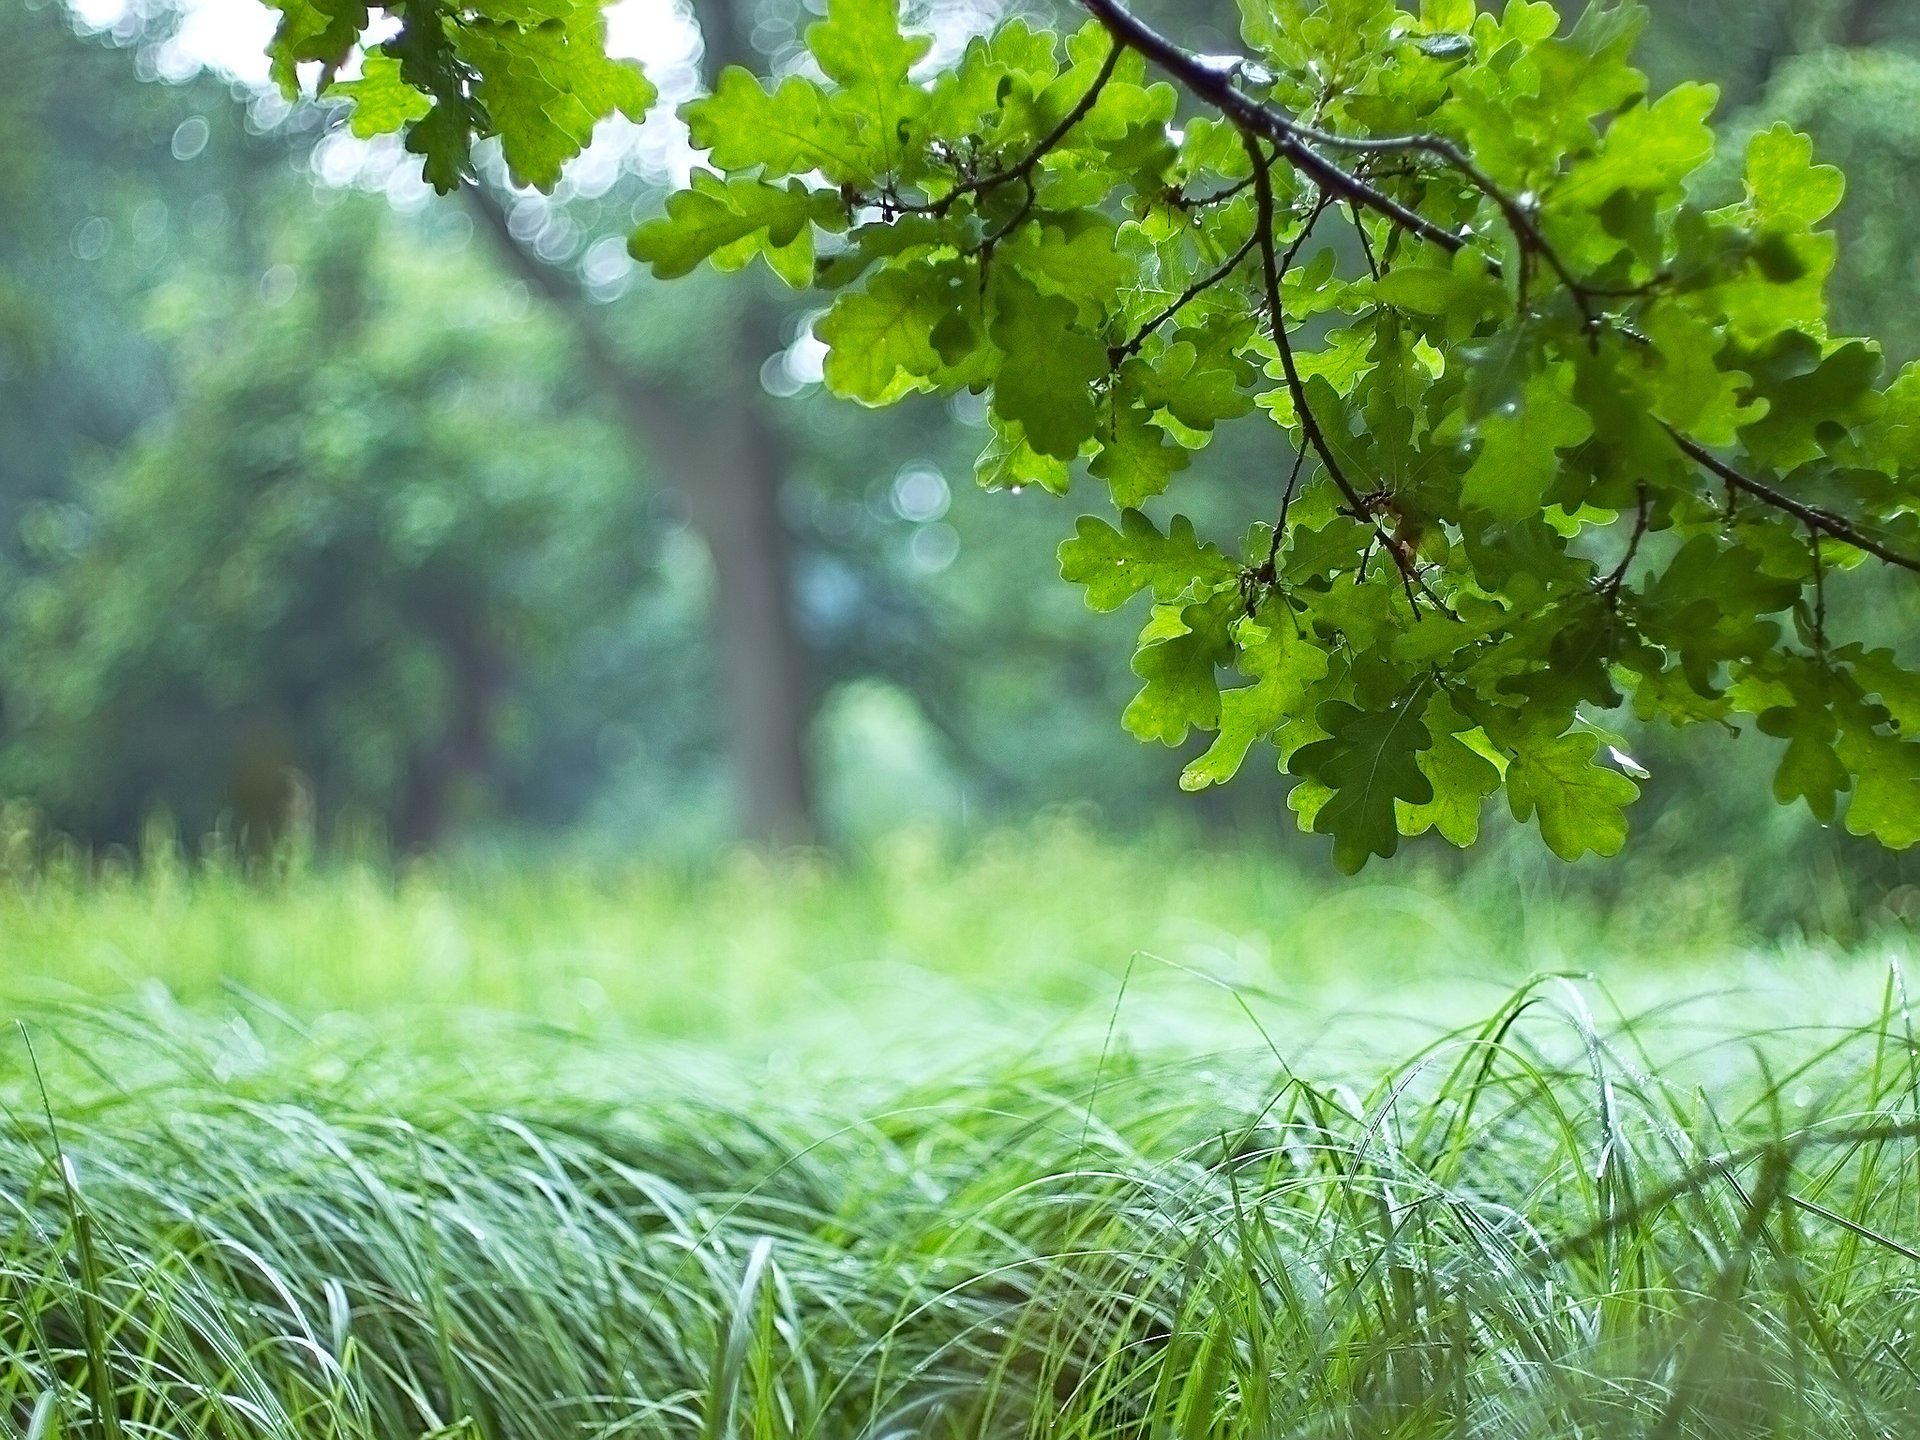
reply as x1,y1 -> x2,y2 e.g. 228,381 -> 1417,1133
0,207 -> 637,844
265,0 -> 652,190
628,173 -> 840,284
261,0 -> 1920,869
1730,48 -> 1920,366
1505,727 -> 1639,860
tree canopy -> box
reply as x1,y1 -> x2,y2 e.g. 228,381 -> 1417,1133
0,198 -> 648,846
260,0 -> 1920,869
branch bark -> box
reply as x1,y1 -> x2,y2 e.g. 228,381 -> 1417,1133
1664,426 -> 1920,575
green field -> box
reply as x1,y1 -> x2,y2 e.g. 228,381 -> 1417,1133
5,829 -> 1920,1438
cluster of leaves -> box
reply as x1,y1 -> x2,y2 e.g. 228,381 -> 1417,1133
283,0 -> 1920,869
265,0 -> 652,190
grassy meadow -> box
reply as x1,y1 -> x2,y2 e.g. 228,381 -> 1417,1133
4,823 -> 1920,1437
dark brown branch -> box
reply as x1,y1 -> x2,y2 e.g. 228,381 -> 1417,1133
1665,425 -> 1920,575
1079,0 -> 1920,585
1262,114 -> 1602,314
1600,483 -> 1651,598
1244,137 -> 1369,523
1077,0 -> 1655,324
1277,442 -> 1308,538
1246,446 -> 1310,614
1347,200 -> 1380,282
1082,0 -> 1468,257
1170,171 -> 1259,211
1809,523 -> 1829,652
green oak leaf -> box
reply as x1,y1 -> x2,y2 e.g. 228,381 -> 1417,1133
1841,646 -> 1920,732
1058,510 -> 1235,612
1130,339 -> 1257,432
1505,729 -> 1639,861
1397,704 -> 1503,847
1091,398 -> 1189,508
458,10 -> 655,191
1636,306 -> 1761,447
1737,337 -> 1882,472
977,417 -> 1072,495
1836,706 -> 1920,848
404,102 -> 476,195
1420,0 -> 1476,28
273,0 -> 1920,869
808,0 -> 931,176
685,69 -> 868,182
1552,81 -> 1718,211
1001,221 -> 1135,312
1760,705 -> 1849,824
1289,698 -> 1436,873
1370,255 -> 1502,331
1461,369 -> 1594,521
264,0 -> 369,94
293,0 -> 653,192
988,271 -> 1108,461
1182,615 -> 1331,790
810,0 -> 931,91
1123,600 -> 1231,746
1745,123 -> 1845,233
328,52 -> 430,136
924,21 -> 1059,140
1257,327 -> 1376,428
816,264 -> 953,403
628,173 -> 826,280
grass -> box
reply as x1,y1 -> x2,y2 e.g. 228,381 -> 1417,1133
0,815 -> 1844,1053
3,824 -> 1920,1437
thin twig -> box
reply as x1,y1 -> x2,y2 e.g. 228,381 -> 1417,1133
913,38 -> 1125,219
1599,482 -> 1651,600
1170,171 -> 1260,211
1276,445 -> 1308,541
1348,200 -> 1381,282
1243,136 -> 1370,522
1246,445 -> 1311,615
1809,523 -> 1829,654
1083,0 -> 1469,256
1069,0 -> 1920,583
1666,425 -> 1920,575
1112,231 -> 1260,362
1244,135 -> 1451,618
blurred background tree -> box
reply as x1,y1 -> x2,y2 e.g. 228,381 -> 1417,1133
2,201 -> 663,848
0,0 -> 1915,930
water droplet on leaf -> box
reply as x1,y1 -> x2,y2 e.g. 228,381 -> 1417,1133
1416,33 -> 1474,61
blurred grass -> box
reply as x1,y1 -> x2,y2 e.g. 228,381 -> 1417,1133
0,813 -> 1873,1053
5,819 -> 1920,1436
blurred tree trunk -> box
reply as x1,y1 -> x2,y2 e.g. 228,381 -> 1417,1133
1837,0 -> 1893,46
680,0 -> 817,848
468,0 -> 818,846
631,323 -> 816,849
393,577 -> 511,849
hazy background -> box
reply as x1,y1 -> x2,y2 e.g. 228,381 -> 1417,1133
3,0 -> 1918,935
